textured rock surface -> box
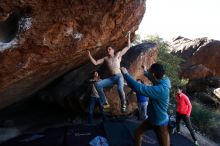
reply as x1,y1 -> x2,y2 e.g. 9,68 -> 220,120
170,36 -> 220,80
186,77 -> 220,93
170,36 -> 208,61
0,0 -> 146,109
181,64 -> 213,80
193,92 -> 218,106
36,42 -> 158,115
186,77 -> 220,106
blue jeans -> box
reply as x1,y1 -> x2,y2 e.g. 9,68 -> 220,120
88,97 -> 106,124
137,101 -> 148,120
95,73 -> 126,109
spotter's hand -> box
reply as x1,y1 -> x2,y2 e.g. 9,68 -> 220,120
121,67 -> 128,74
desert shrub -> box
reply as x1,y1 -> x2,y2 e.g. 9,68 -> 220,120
191,101 -> 215,131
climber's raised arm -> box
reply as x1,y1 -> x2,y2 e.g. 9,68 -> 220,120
87,50 -> 105,66
117,31 -> 131,58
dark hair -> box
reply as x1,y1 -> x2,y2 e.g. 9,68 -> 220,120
176,86 -> 183,90
149,63 -> 165,79
90,70 -> 98,78
137,79 -> 144,84
106,46 -> 115,50
177,86 -> 185,93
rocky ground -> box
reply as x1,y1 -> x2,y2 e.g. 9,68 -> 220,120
0,98 -> 219,146
179,124 -> 219,146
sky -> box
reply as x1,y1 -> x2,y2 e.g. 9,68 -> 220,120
136,0 -> 220,41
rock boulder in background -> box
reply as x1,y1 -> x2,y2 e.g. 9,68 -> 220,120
171,37 -> 220,80
170,37 -> 220,107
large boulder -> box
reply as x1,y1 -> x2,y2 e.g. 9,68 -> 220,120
170,37 -> 220,80
36,42 -> 158,115
186,77 -> 220,107
193,92 -> 219,106
214,88 -> 220,99
170,36 -> 208,61
186,77 -> 220,93
181,64 -> 213,80
170,37 -> 220,106
0,0 -> 146,110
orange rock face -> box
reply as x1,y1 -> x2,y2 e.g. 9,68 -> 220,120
171,37 -> 220,80
181,64 -> 213,80
0,0 -> 146,109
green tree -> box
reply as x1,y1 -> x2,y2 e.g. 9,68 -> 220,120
147,35 -> 183,92
134,34 -> 184,99
133,34 -> 142,45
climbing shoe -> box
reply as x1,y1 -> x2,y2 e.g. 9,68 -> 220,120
121,107 -> 127,113
194,141 -> 199,146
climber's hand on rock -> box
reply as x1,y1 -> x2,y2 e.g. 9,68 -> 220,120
126,31 -> 131,37
121,67 -> 128,74
87,50 -> 91,56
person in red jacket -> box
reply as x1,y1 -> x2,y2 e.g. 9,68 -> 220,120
176,87 -> 199,146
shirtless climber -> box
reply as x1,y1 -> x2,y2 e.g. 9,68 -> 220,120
88,31 -> 131,113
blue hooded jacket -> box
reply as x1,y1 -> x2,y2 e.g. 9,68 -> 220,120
123,72 -> 171,126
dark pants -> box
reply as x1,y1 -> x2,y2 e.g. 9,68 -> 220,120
135,120 -> 170,146
176,112 -> 197,142
88,97 -> 106,124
